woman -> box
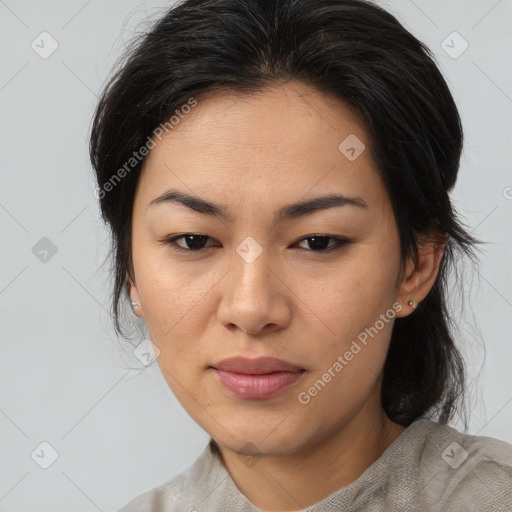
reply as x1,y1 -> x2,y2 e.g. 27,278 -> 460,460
89,0 -> 512,510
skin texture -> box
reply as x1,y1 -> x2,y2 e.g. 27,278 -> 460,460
128,81 -> 446,511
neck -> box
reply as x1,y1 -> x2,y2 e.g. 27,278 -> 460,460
217,396 -> 406,511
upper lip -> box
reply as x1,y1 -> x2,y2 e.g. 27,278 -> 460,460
211,356 -> 304,375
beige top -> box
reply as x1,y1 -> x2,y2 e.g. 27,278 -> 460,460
116,418 -> 512,511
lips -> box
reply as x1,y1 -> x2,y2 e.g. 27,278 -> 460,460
211,357 -> 305,399
212,356 -> 304,374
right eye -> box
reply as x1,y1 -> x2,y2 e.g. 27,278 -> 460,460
162,234 -> 218,253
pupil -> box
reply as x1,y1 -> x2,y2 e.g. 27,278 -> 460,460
308,236 -> 329,251
186,235 -> 207,249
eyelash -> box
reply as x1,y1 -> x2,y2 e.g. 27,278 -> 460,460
161,233 -> 351,255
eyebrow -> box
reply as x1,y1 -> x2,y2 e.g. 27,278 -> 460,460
148,188 -> 368,221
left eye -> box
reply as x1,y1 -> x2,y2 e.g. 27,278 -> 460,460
295,235 -> 349,252
162,234 -> 350,253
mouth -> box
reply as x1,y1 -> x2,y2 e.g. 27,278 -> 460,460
210,356 -> 306,400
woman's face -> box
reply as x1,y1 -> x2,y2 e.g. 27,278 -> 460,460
129,81 -> 413,456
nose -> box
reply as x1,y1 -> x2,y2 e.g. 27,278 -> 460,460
216,244 -> 292,336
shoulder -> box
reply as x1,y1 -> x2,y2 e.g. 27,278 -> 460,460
114,466 -> 192,512
409,419 -> 512,510
115,443 -> 218,512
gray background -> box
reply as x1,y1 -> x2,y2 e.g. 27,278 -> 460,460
1,0 -> 511,510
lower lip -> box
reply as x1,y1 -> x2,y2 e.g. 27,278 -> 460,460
213,369 -> 305,399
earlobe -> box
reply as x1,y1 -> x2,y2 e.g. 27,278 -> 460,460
406,299 -> 418,310
127,276 -> 144,318
395,232 -> 448,318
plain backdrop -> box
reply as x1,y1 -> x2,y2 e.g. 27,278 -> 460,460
0,0 -> 511,510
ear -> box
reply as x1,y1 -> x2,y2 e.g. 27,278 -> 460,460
127,276 -> 145,318
394,231 -> 448,318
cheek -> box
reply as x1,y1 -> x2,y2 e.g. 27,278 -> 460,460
305,252 -> 400,345
133,253 -> 213,360
295,272 -> 397,426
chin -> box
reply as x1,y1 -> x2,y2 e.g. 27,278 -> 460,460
210,420 -> 311,457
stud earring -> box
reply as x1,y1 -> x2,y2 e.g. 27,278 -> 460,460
131,300 -> 140,309
407,300 -> 418,309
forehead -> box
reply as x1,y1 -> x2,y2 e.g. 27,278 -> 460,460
149,81 -> 367,157
137,81 -> 388,213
